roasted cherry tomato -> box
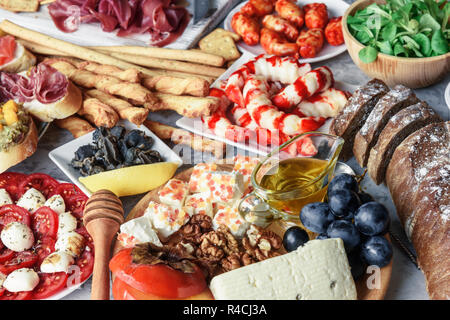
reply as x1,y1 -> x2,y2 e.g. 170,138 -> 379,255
0,291 -> 32,300
325,16 -> 344,46
34,236 -> 56,265
304,3 -> 329,29
18,173 -> 59,198
66,194 -> 88,219
0,251 -> 38,274
31,207 -> 59,239
32,272 -> 68,300
0,204 -> 31,230
0,172 -> 26,202
297,28 -> 325,58
110,248 -> 207,299
53,183 -> 83,201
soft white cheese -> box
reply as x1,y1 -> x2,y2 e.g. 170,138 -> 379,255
0,188 -> 13,206
158,179 -> 189,208
0,222 -> 34,252
119,216 -> 162,247
144,201 -> 190,239
44,195 -> 66,215
3,268 -> 39,292
40,251 -> 75,273
16,188 -> 46,213
209,238 -> 357,300
58,212 -> 77,235
55,231 -> 85,257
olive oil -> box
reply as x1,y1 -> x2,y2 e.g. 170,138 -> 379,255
258,157 -> 331,216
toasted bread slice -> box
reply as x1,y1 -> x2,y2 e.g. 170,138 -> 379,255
0,42 -> 36,73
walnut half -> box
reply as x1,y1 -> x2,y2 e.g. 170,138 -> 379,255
242,225 -> 282,261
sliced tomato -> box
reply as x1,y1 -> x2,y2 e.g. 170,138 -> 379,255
0,36 -> 16,66
31,207 -> 59,239
0,172 -> 26,202
0,287 -> 5,297
0,251 -> 38,274
71,247 -> 94,285
32,272 -> 68,300
34,236 -> 56,265
0,291 -> 32,300
110,248 -> 207,299
66,194 -> 88,219
0,248 -> 14,263
53,183 -> 84,201
18,173 -> 59,198
0,204 -> 31,230
76,226 -> 93,251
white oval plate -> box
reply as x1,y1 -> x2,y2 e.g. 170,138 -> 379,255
224,0 -> 349,63
445,81 -> 450,110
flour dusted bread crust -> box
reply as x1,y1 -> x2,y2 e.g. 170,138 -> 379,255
0,118 -> 38,173
353,85 -> 419,167
329,79 -> 389,160
367,102 -> 441,184
0,42 -> 36,73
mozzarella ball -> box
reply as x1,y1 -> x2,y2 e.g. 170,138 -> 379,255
16,188 -> 46,213
44,195 -> 66,215
58,212 -> 77,235
55,231 -> 85,257
40,251 -> 75,273
0,222 -> 34,252
3,268 -> 39,292
0,188 -> 13,206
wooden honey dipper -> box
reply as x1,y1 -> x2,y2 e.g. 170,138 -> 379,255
83,190 -> 124,300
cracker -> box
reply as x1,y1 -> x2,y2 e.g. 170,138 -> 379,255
210,28 -> 241,41
199,35 -> 241,61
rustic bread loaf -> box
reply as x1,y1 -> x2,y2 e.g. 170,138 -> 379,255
409,164 -> 450,300
353,85 -> 419,167
367,102 -> 441,184
386,121 -> 450,225
329,79 -> 389,160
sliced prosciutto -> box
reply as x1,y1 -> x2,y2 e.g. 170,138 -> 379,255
0,36 -> 16,66
48,0 -> 190,47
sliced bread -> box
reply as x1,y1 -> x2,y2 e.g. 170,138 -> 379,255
353,85 -> 419,167
367,102 -> 441,185
329,79 -> 389,160
385,121 -> 450,225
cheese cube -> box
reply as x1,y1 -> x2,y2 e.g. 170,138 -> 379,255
118,216 -> 162,247
213,206 -> 249,238
158,179 -> 189,208
232,155 -> 260,193
197,171 -> 245,204
209,238 -> 357,300
144,201 -> 191,239
188,163 -> 218,193
183,193 -> 214,218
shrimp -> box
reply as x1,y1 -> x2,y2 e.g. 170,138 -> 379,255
325,17 -> 344,46
296,28 -> 324,58
275,0 -> 305,28
260,28 -> 298,57
242,0 -> 275,16
304,3 -> 329,29
231,12 -> 260,46
262,14 -> 299,41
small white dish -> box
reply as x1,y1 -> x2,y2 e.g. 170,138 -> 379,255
445,82 -> 450,110
49,120 -> 183,197
224,0 -> 349,63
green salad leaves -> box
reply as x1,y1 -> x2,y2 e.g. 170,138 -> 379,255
348,0 -> 450,62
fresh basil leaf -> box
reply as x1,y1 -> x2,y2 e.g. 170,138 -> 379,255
431,29 -> 449,55
347,15 -> 366,25
359,46 -> 379,63
419,13 -> 441,32
349,23 -> 366,32
377,41 -> 394,55
355,30 -> 372,44
413,33 -> 432,56
382,22 -> 397,41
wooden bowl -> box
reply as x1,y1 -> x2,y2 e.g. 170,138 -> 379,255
342,0 -> 450,88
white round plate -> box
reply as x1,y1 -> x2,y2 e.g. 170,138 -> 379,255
445,81 -> 450,110
224,0 -> 349,63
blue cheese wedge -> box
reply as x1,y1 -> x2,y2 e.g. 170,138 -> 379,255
209,238 -> 357,300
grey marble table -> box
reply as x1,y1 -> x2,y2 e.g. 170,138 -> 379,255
8,0 -> 450,301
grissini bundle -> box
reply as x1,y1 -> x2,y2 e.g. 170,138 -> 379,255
0,35 -> 36,73
78,97 -> 119,128
77,61 -> 141,83
141,75 -> 209,97
148,93 -> 221,118
55,115 -> 95,138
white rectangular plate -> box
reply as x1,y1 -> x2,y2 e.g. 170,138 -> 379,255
49,120 -> 183,197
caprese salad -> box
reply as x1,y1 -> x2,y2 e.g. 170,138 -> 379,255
0,172 -> 94,300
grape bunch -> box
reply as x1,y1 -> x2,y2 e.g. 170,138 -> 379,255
282,173 -> 393,280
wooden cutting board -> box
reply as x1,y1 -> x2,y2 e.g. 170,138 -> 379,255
113,164 -> 392,300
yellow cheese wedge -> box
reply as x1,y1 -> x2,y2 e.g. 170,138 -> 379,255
79,162 -> 179,197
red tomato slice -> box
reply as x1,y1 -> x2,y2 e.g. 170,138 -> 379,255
75,226 -> 94,251
0,248 -> 14,263
0,291 -> 32,300
70,247 -> 94,286
0,251 -> 38,274
110,248 -> 207,299
32,272 -> 68,300
18,173 -> 59,198
53,183 -> 84,201
0,204 -> 31,230
0,172 -> 26,202
0,36 -> 16,66
31,207 -> 59,239
34,237 -> 56,265
0,287 -> 5,297
66,194 -> 88,219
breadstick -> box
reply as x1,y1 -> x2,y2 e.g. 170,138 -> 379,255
85,89 -> 149,125
0,0 -> 39,12
17,39 -> 69,56
78,97 -> 119,128
147,93 -> 220,118
88,46 -> 225,67
141,75 -> 209,97
77,61 -> 141,83
106,52 -> 226,78
144,120 -> 225,159
55,116 -> 94,138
